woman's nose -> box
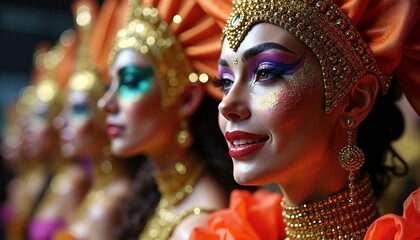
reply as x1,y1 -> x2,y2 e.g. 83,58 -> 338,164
218,85 -> 250,122
97,88 -> 118,114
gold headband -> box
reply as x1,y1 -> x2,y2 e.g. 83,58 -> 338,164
223,0 -> 391,113
109,0 -> 201,108
69,2 -> 103,100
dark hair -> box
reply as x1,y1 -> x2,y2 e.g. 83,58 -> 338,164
358,77 -> 408,198
190,94 -> 252,194
114,156 -> 160,240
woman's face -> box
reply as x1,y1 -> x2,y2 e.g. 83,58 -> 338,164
58,90 -> 99,158
99,49 -> 179,158
218,23 -> 337,186
1,122 -> 24,169
23,101 -> 57,159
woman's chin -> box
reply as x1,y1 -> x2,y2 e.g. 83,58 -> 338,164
233,168 -> 263,186
110,143 -> 141,159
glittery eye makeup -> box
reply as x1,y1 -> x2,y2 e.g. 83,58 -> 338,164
215,60 -> 235,93
249,52 -> 305,85
118,65 -> 154,98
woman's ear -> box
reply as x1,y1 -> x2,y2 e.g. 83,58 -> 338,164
338,73 -> 379,127
178,83 -> 205,118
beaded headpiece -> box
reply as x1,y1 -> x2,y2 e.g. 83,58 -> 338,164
109,0 -> 197,107
223,0 -> 392,113
68,0 -> 104,101
32,36 -> 74,119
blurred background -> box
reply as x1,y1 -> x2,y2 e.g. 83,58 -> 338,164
0,0 -> 103,129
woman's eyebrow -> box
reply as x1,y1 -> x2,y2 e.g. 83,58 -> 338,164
241,42 -> 295,62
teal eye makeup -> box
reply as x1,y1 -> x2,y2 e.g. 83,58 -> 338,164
118,65 -> 155,98
72,103 -> 91,116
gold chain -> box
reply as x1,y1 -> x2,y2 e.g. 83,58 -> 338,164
281,174 -> 379,239
138,157 -> 207,240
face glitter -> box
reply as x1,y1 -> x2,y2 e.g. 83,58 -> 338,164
233,57 -> 238,65
250,53 -> 321,112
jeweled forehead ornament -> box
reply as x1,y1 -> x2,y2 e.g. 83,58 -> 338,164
223,0 -> 392,113
109,0 -> 195,108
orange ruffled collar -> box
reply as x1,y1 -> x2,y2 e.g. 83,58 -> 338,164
191,189 -> 286,240
365,187 -> 420,240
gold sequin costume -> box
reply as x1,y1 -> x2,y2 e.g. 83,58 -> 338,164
139,158 -> 215,240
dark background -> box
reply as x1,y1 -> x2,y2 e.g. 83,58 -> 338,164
0,0 -> 103,129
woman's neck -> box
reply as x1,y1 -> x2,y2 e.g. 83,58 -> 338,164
149,143 -> 190,170
92,155 -> 124,188
153,152 -> 204,206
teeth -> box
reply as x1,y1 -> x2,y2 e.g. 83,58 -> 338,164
232,138 -> 265,146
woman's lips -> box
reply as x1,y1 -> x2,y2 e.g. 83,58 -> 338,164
106,123 -> 125,137
225,131 -> 268,158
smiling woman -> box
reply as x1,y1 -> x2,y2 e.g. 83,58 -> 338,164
191,0 -> 420,239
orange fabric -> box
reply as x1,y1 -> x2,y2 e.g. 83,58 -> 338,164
365,187 -> 420,239
54,230 -> 78,240
30,42 -> 51,85
55,30 -> 77,89
334,0 -> 420,115
89,0 -> 129,84
190,190 -> 286,240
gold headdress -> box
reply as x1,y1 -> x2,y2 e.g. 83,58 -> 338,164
223,0 -> 392,113
110,0 -> 232,106
32,31 -> 76,119
68,0 -> 104,102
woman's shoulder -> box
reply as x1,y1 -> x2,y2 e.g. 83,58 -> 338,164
365,187 -> 420,240
190,189 -> 286,240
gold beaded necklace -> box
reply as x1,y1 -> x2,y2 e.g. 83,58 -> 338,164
139,156 -> 213,240
281,174 -> 379,239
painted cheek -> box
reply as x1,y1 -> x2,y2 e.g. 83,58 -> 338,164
250,57 -> 320,113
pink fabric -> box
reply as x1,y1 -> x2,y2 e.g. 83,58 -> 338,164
28,218 -> 66,240
0,203 -> 14,223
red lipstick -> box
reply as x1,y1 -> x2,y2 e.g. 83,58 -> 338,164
106,123 -> 125,137
225,131 -> 268,158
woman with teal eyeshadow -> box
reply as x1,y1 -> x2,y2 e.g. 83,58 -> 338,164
53,1 -> 145,239
97,0 -> 252,239
118,66 -> 153,98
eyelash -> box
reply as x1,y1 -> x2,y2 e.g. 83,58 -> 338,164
252,65 -> 286,83
213,77 -> 233,93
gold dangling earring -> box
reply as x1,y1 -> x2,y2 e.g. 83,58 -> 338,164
176,119 -> 193,148
338,118 -> 365,204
